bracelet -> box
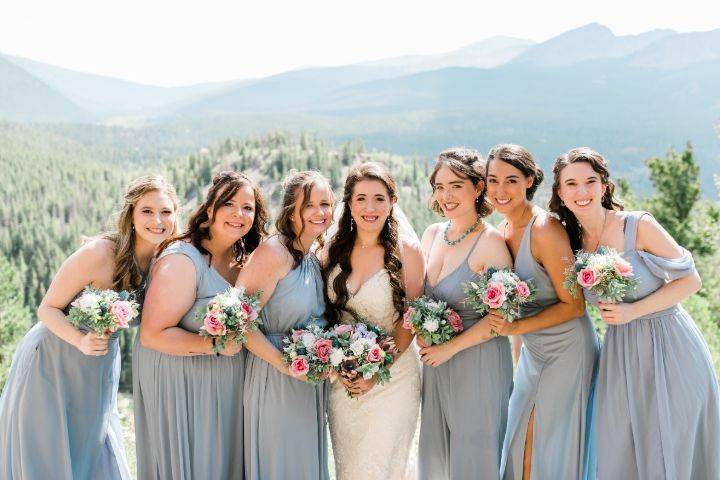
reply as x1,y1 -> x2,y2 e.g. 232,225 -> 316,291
211,337 -> 219,356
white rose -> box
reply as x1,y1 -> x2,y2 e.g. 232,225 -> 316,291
77,292 -> 101,310
330,348 -> 345,367
350,340 -> 365,357
423,319 -> 439,333
302,332 -> 316,349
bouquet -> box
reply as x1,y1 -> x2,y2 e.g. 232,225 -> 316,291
328,320 -> 398,394
197,286 -> 261,354
68,287 -> 138,336
564,246 -> 639,303
281,323 -> 334,383
463,267 -> 537,321
403,296 -> 463,346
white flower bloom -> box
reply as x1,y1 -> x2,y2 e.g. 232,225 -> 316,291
302,333 -> 317,349
423,319 -> 439,332
350,340 -> 365,356
77,293 -> 101,310
330,348 -> 345,367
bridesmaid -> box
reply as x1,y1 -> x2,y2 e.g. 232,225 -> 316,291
323,162 -> 425,480
239,170 -> 334,480
134,171 -> 267,480
551,147 -> 720,480
0,175 -> 178,480
484,144 -> 599,480
418,148 -> 514,480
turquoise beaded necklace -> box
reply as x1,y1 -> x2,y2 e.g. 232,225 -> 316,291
442,215 -> 483,246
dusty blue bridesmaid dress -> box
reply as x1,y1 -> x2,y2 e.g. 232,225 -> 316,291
589,212 -> 720,480
419,230 -> 514,480
243,252 -> 329,480
500,213 -> 599,480
0,287 -> 139,479
133,241 -> 245,480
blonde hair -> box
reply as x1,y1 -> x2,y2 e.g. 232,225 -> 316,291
103,175 -> 180,290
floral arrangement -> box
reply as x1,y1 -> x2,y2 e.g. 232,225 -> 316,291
328,320 -> 398,394
463,267 -> 536,321
68,287 -> 138,336
197,286 -> 261,354
403,296 -> 463,345
282,323 -> 334,383
564,246 -> 639,303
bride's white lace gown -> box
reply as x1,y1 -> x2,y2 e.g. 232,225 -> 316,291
327,266 -> 422,480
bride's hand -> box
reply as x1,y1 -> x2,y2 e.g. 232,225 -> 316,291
348,377 -> 377,397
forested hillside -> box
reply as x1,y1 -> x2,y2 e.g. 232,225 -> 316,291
1,127 -> 719,390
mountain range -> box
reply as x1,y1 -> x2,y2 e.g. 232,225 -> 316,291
1,22 -> 719,190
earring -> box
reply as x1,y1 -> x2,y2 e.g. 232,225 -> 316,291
560,200 -> 565,207
350,218 -> 354,231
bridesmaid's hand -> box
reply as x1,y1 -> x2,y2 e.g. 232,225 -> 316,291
76,332 -> 109,356
420,342 -> 458,367
486,310 -> 517,336
220,338 -> 243,357
598,302 -> 638,325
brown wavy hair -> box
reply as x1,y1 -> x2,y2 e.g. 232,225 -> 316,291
275,170 -> 334,268
323,162 -> 406,324
549,147 -> 624,252
103,175 -> 180,291
158,171 -> 268,268
429,147 -> 493,217
486,143 -> 544,200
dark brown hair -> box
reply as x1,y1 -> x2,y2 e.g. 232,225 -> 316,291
486,144 -> 544,200
103,175 -> 180,291
323,162 -> 405,324
428,147 -> 493,217
276,170 -> 334,268
158,171 -> 268,268
549,147 -> 624,252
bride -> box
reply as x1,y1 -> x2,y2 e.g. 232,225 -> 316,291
322,162 -> 425,480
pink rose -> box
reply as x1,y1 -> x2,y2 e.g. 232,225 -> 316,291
334,324 -> 353,336
577,267 -> 601,288
402,308 -> 415,330
614,258 -> 633,278
367,344 -> 384,363
202,312 -> 227,336
313,339 -> 333,363
483,282 -> 507,309
447,309 -> 463,332
240,302 -> 258,323
291,329 -> 304,342
515,281 -> 531,299
290,356 -> 310,376
110,300 -> 133,329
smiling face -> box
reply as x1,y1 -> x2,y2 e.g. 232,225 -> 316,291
557,161 -> 607,216
432,166 -> 482,219
132,190 -> 177,246
486,159 -> 534,214
349,179 -> 394,234
292,182 -> 333,240
207,184 -> 256,243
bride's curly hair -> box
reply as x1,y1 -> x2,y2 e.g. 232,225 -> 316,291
323,162 -> 406,325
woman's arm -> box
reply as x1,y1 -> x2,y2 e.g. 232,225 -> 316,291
421,229 -> 513,367
391,239 -> 426,353
139,254 -> 220,356
599,215 -> 701,324
487,217 -> 586,336
37,239 -> 115,355
236,240 -> 295,374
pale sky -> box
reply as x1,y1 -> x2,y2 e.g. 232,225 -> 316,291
1,0 -> 718,87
